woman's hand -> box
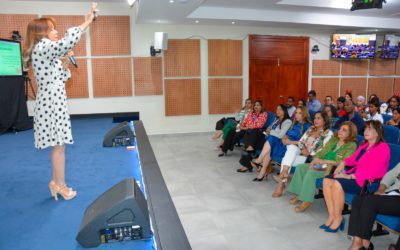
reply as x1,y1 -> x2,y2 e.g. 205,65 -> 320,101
334,172 -> 350,179
282,138 -> 291,145
265,127 -> 272,134
86,2 -> 98,22
387,119 -> 395,125
301,147 -> 309,156
333,161 -> 345,175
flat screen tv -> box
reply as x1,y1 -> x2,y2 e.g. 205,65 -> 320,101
331,33 -> 376,59
380,34 -> 399,59
0,39 -> 23,76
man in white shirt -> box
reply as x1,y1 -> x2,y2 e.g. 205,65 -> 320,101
286,96 -> 296,117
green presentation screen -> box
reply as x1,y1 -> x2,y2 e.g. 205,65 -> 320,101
0,39 -> 23,76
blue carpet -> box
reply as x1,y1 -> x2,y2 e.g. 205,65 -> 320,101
0,117 -> 155,250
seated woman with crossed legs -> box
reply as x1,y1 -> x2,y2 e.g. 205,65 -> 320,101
322,120 -> 390,233
347,162 -> 400,250
287,121 -> 357,212
236,104 -> 292,172
272,111 -> 334,197
250,107 -> 311,181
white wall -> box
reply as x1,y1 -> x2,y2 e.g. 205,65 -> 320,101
1,1 -> 331,134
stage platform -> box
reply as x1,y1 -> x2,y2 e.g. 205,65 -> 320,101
0,116 -> 190,250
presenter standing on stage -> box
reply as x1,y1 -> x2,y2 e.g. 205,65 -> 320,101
23,3 -> 98,201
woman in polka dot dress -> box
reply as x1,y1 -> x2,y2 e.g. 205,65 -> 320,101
23,3 -> 97,201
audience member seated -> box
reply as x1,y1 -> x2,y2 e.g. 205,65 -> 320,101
321,121 -> 390,234
298,99 -> 307,109
212,98 -> 253,147
287,122 -> 357,212
386,107 -> 400,128
334,99 -> 365,135
337,96 -> 347,117
218,100 -> 267,157
286,96 -> 296,118
307,90 -> 322,112
347,162 -> 400,250
361,98 -> 383,123
355,95 -> 366,112
322,95 -> 335,110
250,107 -> 312,180
237,105 -> 292,173
345,91 -> 353,103
271,112 -> 334,197
324,105 -> 339,129
381,95 -> 400,115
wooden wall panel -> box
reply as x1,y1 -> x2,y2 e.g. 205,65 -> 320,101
367,78 -> 394,102
341,78 -> 367,99
66,58 -> 88,98
370,58 -> 396,76
0,14 -> 37,46
311,78 -> 339,103
133,57 -> 163,96
393,78 -> 400,95
90,16 -> 131,56
164,39 -> 200,77
92,58 -> 132,97
396,58 -> 400,75
165,79 -> 201,116
208,40 -> 242,76
208,78 -> 242,114
43,15 -> 86,56
342,60 -> 368,76
312,60 -> 340,75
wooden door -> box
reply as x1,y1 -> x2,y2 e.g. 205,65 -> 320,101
249,35 -> 309,112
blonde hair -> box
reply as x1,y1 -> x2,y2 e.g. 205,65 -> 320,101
22,17 -> 56,68
290,106 -> 311,134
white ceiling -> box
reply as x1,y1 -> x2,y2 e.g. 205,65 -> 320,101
13,0 -> 400,31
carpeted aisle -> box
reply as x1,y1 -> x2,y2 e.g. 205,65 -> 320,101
0,117 -> 154,250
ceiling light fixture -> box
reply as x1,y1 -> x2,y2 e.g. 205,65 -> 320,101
195,20 -> 199,23
231,21 -> 235,24
169,0 -> 174,3
127,0 -> 137,7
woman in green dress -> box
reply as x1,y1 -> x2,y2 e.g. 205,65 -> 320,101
287,121 -> 358,212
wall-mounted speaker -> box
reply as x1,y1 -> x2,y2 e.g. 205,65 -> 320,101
76,178 -> 152,248
154,32 -> 168,50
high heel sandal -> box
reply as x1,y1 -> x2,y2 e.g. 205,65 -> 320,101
325,218 -> 345,233
250,161 -> 263,172
49,181 -> 77,201
289,196 -> 300,205
272,177 -> 288,197
294,202 -> 311,213
252,176 -> 266,182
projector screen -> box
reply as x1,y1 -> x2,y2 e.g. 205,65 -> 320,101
0,39 -> 23,76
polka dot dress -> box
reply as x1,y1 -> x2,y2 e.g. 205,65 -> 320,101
32,27 -> 83,149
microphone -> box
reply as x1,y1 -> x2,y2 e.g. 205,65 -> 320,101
68,56 -> 78,68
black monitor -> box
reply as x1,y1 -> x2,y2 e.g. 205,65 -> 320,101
0,39 -> 23,77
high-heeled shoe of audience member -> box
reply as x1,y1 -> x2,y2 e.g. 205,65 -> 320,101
294,202 -> 311,212
49,181 -> 77,201
325,218 -> 345,233
218,152 -> 227,157
272,177 -> 287,197
250,161 -> 263,172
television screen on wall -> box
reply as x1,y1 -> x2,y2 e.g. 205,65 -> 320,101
380,34 -> 399,59
331,33 -> 376,59
0,39 -> 23,76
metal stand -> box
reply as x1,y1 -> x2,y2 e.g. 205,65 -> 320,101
23,71 -> 36,100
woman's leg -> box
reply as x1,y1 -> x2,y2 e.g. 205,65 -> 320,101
254,140 -> 271,164
278,145 -> 301,178
212,130 -> 223,140
298,169 -> 325,203
322,178 -> 336,226
329,180 -> 345,229
287,163 -> 308,196
52,145 -> 66,186
255,153 -> 272,179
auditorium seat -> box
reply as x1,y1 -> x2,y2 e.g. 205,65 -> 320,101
382,114 -> 392,124
383,125 -> 400,144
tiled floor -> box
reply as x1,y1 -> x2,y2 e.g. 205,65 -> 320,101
149,132 -> 396,250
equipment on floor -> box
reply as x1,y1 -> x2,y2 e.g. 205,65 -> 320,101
103,121 -> 134,147
76,178 -> 152,248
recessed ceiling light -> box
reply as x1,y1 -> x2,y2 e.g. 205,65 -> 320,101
169,0 -> 174,3
231,21 -> 235,24
195,20 -> 199,23
157,20 -> 161,23
127,0 -> 137,6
